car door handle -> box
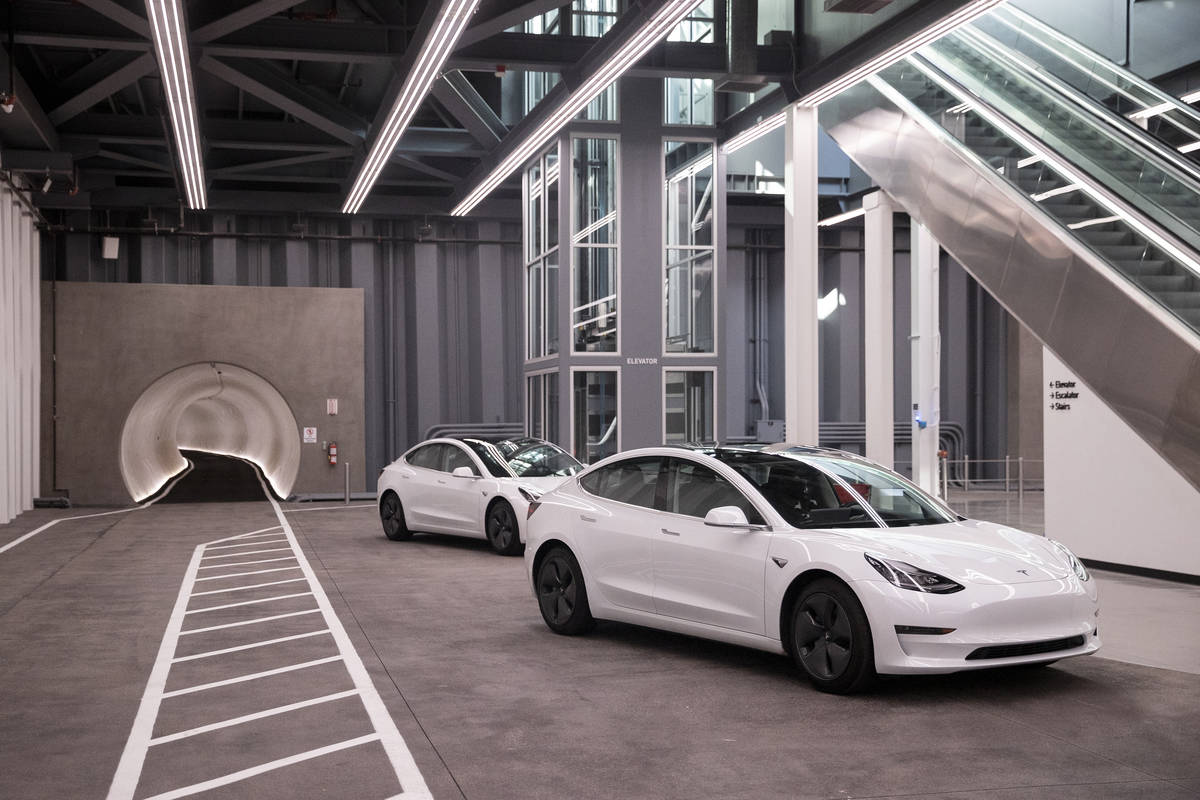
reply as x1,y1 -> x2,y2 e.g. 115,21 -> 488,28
660,528 -> 681,537
401,475 -> 411,479
437,479 -> 447,485
580,515 -> 596,523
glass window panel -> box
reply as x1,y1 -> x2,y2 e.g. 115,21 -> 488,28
405,444 -> 443,470
690,79 -> 714,125
573,371 -> 618,463
527,374 -> 544,438
693,161 -> 713,246
573,247 -> 617,352
572,0 -> 617,37
444,444 -> 478,475
664,371 -> 715,444
579,457 -> 662,508
546,152 -> 559,248
669,0 -> 715,43
546,253 -> 559,355
573,138 -> 617,239
527,261 -> 543,358
545,372 -> 559,443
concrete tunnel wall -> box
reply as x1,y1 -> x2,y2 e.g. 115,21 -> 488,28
43,282 -> 365,505
120,363 -> 301,501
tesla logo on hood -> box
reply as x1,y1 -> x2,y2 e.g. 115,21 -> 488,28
1017,569 -> 1029,575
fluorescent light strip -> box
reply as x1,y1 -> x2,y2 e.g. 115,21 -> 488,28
1031,183 -> 1082,201
145,1 -> 206,210
798,0 -> 1007,107
818,207 -> 866,226
1182,89 -> 1200,105
721,111 -> 787,155
452,0 -> 702,216
945,102 -> 971,114
343,0 -> 480,214
1017,154 -> 1044,168
1178,140 -> 1200,154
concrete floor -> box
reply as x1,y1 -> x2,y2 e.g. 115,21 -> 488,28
1,498 -> 1198,799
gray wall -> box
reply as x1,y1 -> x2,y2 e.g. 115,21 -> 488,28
42,281 -> 365,505
40,214 -> 525,497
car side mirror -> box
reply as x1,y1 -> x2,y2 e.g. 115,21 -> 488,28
451,466 -> 478,479
704,506 -> 755,529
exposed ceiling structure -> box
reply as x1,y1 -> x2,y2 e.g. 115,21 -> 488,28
0,0 -> 991,217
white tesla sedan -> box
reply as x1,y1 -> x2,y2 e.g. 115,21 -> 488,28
524,445 -> 1100,693
378,437 -> 582,555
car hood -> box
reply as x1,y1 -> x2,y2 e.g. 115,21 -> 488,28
831,519 -> 1072,584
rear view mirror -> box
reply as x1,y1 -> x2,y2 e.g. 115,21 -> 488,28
451,466 -> 478,479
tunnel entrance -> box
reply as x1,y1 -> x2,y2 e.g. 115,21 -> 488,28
157,451 -> 278,503
120,362 -> 301,502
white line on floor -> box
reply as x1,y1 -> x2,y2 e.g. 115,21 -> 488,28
193,566 -> 302,582
189,577 -> 307,597
201,547 -> 293,560
172,630 -> 332,663
179,608 -> 321,636
261,477 -> 434,799
148,690 -> 360,745
197,556 -> 296,570
0,464 -> 196,556
160,656 -> 344,698
282,504 -> 375,514
140,734 -> 381,800
204,537 -> 288,551
186,592 -> 314,615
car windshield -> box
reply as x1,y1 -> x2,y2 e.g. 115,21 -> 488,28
716,453 -> 877,529
804,456 -> 957,527
494,439 -> 583,478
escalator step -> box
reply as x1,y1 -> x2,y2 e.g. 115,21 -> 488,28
1104,246 -> 1155,261
1136,274 -> 1192,292
1078,230 -> 1132,246
1156,291 -> 1200,309
1176,308 -> 1200,327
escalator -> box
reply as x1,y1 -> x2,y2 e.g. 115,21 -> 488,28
817,6 -> 1200,493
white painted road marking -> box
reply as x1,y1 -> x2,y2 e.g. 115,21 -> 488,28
107,479 -> 434,799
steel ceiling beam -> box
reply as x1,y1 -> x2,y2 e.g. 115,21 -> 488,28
456,0 -> 567,48
200,43 -> 396,64
0,46 -> 59,150
47,52 -> 156,126
74,0 -> 150,38
211,149 -> 351,175
197,56 -> 368,145
391,154 -> 462,183
430,71 -> 506,147
192,0 -> 307,43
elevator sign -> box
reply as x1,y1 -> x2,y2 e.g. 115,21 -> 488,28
303,427 -> 318,443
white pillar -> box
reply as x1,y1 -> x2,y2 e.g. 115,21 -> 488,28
783,104 -> 820,446
911,223 -> 941,494
863,191 -> 895,469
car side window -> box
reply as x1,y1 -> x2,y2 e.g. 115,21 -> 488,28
578,457 -> 662,509
664,459 -> 764,524
406,444 -> 443,470
443,445 -> 479,475
461,439 -> 510,478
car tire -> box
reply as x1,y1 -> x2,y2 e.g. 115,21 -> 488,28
379,491 -> 412,541
485,500 -> 523,556
790,578 -> 876,694
536,546 -> 594,635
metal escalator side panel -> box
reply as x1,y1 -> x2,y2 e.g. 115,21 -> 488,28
818,75 -> 1200,495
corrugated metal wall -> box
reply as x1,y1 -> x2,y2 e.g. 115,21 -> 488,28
1,182 -> 40,524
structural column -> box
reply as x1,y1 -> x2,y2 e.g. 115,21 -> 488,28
783,104 -> 820,446
863,191 -> 895,468
911,223 -> 941,494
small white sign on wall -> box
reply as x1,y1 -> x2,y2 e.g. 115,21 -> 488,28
327,398 -> 338,415
303,427 -> 317,444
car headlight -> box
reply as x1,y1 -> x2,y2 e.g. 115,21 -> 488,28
864,553 -> 964,594
1049,539 -> 1089,582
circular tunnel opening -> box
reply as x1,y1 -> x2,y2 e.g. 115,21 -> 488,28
120,362 -> 301,502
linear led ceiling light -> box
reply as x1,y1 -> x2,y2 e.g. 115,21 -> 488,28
818,207 -> 866,226
343,0 -> 481,214
145,0 -> 206,209
452,0 -> 703,216
798,0 -> 1007,107
722,110 -> 787,154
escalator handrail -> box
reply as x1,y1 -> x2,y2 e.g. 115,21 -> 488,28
948,23 -> 1200,196
991,4 -> 1200,140
867,59 -> 1200,346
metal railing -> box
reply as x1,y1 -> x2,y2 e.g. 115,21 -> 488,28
894,455 -> 1045,499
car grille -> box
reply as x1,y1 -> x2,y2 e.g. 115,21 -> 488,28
965,634 -> 1087,661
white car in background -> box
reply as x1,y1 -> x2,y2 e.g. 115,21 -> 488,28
524,444 -> 1100,693
377,437 -> 582,555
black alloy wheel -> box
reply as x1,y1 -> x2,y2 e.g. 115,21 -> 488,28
790,578 -> 876,694
380,491 -> 412,541
536,546 -> 594,635
486,500 -> 522,556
